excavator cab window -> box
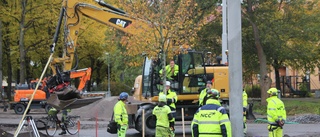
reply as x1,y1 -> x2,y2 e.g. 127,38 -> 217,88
141,57 -> 154,97
141,51 -> 207,98
178,51 -> 206,94
180,53 -> 192,74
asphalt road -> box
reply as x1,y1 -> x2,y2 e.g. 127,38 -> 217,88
9,124 -> 320,137
4,120 -> 320,137
1,108 -> 320,137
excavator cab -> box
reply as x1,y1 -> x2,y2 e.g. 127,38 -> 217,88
131,49 -> 207,134
140,50 -> 206,99
133,49 -> 207,111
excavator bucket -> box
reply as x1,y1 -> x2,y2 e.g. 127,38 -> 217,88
47,94 -> 102,110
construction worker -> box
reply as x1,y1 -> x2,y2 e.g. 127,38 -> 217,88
198,80 -> 213,107
266,88 -> 286,137
159,60 -> 179,81
243,89 -> 248,135
191,89 -> 232,137
47,108 -> 71,135
59,109 -> 71,135
153,94 -> 174,137
113,92 -> 129,137
159,81 -> 178,131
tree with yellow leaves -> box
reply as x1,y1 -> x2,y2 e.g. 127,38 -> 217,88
116,0 -> 205,85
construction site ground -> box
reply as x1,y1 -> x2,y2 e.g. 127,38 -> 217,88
0,97 -> 320,137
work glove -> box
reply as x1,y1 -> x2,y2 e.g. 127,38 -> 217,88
170,127 -> 175,132
170,127 -> 175,137
276,120 -> 285,127
243,107 -> 247,115
167,98 -> 175,104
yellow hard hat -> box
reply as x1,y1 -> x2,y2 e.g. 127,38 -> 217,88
207,89 -> 220,99
267,88 -> 278,96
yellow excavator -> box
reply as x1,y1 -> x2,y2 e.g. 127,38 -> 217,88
45,0 -> 160,109
45,0 -> 231,135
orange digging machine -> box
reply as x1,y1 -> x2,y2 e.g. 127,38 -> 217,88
10,79 -> 51,115
10,67 -> 92,114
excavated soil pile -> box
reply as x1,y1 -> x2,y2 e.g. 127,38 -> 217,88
70,96 -> 142,121
287,114 -> 320,124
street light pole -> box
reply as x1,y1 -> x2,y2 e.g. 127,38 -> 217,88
222,0 -> 228,65
106,53 -> 111,97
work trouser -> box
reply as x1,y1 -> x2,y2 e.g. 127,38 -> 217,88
156,126 -> 172,137
243,111 -> 247,134
268,124 -> 283,137
117,125 -> 128,137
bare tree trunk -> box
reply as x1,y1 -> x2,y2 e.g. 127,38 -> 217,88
245,0 -> 270,105
273,59 -> 282,93
19,0 -> 27,84
251,22 -> 270,105
3,22 -> 13,101
0,20 -> 3,99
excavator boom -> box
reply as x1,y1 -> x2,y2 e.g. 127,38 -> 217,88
46,0 -> 165,110
50,0 -> 160,74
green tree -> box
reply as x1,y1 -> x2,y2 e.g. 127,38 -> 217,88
0,20 -> 3,99
242,0 -> 320,103
117,0 -> 210,89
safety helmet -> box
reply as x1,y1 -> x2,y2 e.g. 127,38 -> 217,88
165,81 -> 171,86
158,94 -> 167,102
207,89 -> 220,99
267,88 -> 278,96
206,80 -> 212,85
119,92 -> 129,100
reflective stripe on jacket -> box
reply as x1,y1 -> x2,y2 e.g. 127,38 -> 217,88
152,105 -> 172,127
159,89 -> 177,109
243,90 -> 248,108
199,88 -> 208,106
266,96 -> 286,124
191,99 -> 232,137
159,65 -> 179,80
114,101 -> 128,125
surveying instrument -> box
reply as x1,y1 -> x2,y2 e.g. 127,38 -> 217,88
15,116 -> 40,137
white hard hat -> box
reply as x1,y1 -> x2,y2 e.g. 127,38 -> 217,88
166,81 -> 171,86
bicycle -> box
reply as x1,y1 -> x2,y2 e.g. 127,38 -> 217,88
45,109 -> 80,136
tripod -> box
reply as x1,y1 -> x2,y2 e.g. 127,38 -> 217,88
15,116 -> 40,137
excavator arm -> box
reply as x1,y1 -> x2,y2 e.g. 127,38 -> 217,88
70,67 -> 91,91
46,0 -> 166,109
50,0 -> 160,74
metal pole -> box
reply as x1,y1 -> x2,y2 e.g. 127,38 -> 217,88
222,0 -> 228,64
228,0 -> 243,136
108,54 -> 111,97
105,53 -> 111,97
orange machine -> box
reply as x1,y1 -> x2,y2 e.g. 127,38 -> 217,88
10,81 -> 51,115
10,67 -> 92,115
13,90 -> 46,102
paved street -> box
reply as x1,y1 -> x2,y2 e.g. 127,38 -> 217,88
5,122 -> 320,137
1,105 -> 320,137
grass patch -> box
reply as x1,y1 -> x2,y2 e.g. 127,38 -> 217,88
253,98 -> 320,116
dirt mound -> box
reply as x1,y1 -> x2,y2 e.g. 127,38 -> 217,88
70,96 -> 117,120
70,96 -> 142,120
287,114 -> 320,124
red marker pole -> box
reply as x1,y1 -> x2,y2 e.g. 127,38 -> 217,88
96,110 -> 98,137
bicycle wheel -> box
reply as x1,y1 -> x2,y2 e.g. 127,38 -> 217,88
65,115 -> 80,135
45,116 -> 57,136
